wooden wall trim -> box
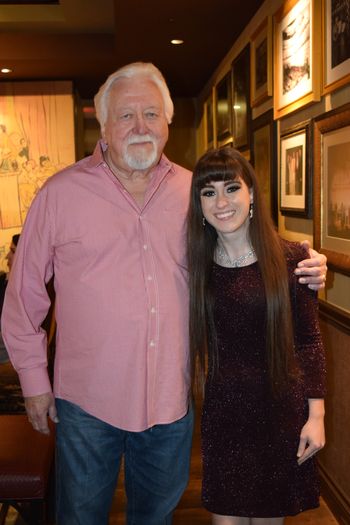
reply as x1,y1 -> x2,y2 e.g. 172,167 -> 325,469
319,301 -> 350,335
319,463 -> 350,525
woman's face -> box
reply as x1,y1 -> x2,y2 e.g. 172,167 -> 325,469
200,177 -> 252,236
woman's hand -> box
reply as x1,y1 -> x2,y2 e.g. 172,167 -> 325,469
297,399 -> 325,465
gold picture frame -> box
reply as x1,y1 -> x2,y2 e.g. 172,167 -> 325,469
314,103 -> 350,276
274,0 -> 321,119
322,0 -> 350,94
250,16 -> 273,107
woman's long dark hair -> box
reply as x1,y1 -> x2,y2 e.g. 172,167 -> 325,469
187,147 -> 296,395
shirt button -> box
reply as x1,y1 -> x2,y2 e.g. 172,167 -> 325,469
151,307 -> 156,314
143,244 -> 148,250
147,275 -> 153,281
149,340 -> 155,347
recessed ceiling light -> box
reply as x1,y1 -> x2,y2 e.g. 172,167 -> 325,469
171,39 -> 184,45
1,68 -> 12,74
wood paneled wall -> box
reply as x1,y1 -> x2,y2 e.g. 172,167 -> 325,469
318,310 -> 350,525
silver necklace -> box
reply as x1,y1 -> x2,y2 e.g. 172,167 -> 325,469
216,244 -> 256,268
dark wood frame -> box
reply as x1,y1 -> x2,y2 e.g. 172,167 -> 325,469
215,71 -> 232,144
232,44 -> 251,150
205,89 -> 215,150
251,109 -> 278,225
250,16 -> 273,107
280,120 -> 312,218
314,104 -> 350,276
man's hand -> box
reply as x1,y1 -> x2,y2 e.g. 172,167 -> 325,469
25,392 -> 58,435
294,240 -> 327,291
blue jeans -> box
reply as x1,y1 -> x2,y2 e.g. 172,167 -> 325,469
55,399 -> 194,525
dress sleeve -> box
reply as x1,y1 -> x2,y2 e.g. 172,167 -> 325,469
1,185 -> 54,397
288,244 -> 326,399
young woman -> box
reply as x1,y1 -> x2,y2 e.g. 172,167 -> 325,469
187,148 -> 326,525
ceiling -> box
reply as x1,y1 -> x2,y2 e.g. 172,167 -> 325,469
0,0 -> 265,100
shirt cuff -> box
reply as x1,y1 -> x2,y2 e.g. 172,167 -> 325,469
18,367 -> 52,397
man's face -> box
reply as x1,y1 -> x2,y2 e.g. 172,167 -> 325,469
6,242 -> 16,271
103,77 -> 169,173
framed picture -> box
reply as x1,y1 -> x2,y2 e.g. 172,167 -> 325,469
314,103 -> 350,276
232,45 -> 251,150
274,0 -> 321,119
251,110 -> 278,225
0,81 -> 76,273
215,71 -> 232,144
250,17 -> 273,107
204,89 -> 215,150
322,0 -> 350,94
280,121 -> 312,217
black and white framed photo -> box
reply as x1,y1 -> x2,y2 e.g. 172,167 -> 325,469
280,121 -> 312,217
274,0 -> 321,119
322,0 -> 350,94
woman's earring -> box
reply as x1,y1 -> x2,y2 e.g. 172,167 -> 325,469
249,203 -> 254,219
202,217 -> 206,226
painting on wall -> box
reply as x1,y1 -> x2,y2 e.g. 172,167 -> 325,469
323,0 -> 350,94
205,89 -> 215,150
250,17 -> 273,107
232,45 -> 251,150
0,81 -> 75,272
314,103 -> 350,276
215,72 -> 232,144
274,0 -> 321,119
280,121 -> 312,217
251,110 -> 277,225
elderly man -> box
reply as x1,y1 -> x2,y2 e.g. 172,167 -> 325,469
2,62 -> 327,525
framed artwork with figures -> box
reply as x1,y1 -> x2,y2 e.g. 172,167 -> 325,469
274,0 -> 321,119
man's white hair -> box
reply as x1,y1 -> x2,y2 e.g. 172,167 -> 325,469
94,62 -> 174,133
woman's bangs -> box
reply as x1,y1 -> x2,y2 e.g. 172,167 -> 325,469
196,159 -> 242,190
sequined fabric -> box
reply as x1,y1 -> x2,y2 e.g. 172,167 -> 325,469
201,241 -> 326,518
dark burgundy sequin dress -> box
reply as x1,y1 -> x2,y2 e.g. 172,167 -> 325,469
201,241 -> 326,518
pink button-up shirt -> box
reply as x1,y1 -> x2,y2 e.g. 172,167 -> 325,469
2,142 -> 192,431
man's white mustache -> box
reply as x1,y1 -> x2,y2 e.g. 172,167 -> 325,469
127,135 -> 155,145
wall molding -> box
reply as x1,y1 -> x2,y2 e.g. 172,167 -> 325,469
319,301 -> 350,335
319,463 -> 350,525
